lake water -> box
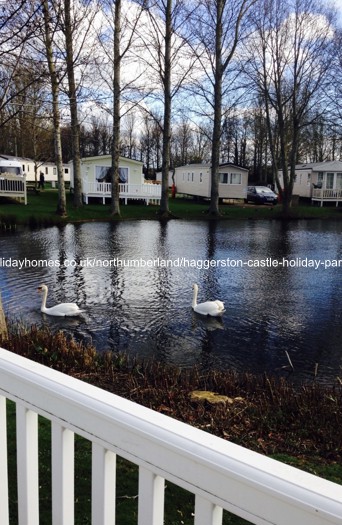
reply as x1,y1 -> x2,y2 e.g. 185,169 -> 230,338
0,219 -> 341,385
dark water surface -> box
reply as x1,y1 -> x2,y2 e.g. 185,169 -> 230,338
0,219 -> 341,384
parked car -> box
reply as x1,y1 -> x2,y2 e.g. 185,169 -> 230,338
246,186 -> 278,205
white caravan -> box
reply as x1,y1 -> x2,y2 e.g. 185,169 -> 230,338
0,156 -> 25,177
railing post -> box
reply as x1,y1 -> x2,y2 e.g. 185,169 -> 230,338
51,421 -> 74,525
194,495 -> 223,525
0,396 -> 9,525
16,404 -> 39,525
91,443 -> 116,525
138,467 -> 165,525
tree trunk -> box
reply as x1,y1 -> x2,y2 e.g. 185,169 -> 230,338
111,0 -> 121,217
158,0 -> 172,219
43,0 -> 67,217
208,0 -> 223,217
64,0 -> 82,208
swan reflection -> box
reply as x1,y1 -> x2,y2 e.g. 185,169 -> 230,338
192,311 -> 225,331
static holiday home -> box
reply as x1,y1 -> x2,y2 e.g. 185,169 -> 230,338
278,161 -> 342,206
71,155 -> 161,205
0,155 -> 70,183
174,163 -> 249,201
21,160 -> 70,183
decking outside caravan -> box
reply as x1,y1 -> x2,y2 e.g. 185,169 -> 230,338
278,161 -> 342,206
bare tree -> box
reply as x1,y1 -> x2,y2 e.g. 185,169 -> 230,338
110,0 -> 122,215
14,73 -> 54,186
42,0 -> 67,216
171,115 -> 193,166
0,1 -> 42,129
61,0 -> 83,207
121,112 -> 138,158
136,0 -> 198,218
139,111 -> 163,177
244,0 -> 335,214
189,0 -> 256,216
159,0 -> 172,217
95,0 -> 147,216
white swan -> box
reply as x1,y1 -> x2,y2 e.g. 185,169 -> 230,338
192,283 -> 225,317
38,284 -> 83,317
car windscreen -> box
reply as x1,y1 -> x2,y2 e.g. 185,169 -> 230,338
256,187 -> 274,194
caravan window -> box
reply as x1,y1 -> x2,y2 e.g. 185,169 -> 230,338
326,173 -> 334,189
96,166 -> 128,183
230,173 -> 241,184
0,166 -> 21,175
337,173 -> 342,189
119,168 -> 128,183
96,166 -> 111,181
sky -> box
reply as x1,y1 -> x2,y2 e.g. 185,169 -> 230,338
332,0 -> 342,20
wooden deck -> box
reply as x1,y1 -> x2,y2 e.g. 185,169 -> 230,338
312,188 -> 342,207
82,180 -> 161,205
0,175 -> 27,204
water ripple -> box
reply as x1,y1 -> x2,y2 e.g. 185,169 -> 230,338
1,220 -> 341,385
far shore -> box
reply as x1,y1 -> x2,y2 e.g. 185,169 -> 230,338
0,188 -> 341,228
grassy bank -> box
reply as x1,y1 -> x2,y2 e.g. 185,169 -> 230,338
3,323 -> 342,457
0,189 -> 341,228
3,323 -> 342,461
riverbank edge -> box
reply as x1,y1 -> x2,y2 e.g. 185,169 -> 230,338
0,191 -> 341,228
1,321 -> 342,484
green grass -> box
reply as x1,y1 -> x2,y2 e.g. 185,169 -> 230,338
0,189 -> 341,227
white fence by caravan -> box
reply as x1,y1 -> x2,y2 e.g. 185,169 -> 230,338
81,180 -> 161,205
0,347 -> 341,525
0,175 -> 27,204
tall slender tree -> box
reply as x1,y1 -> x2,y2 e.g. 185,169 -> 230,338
160,0 -> 172,218
96,0 -> 147,216
190,0 -> 256,216
42,0 -> 67,216
62,0 -> 83,207
111,0 -> 122,216
137,0 -> 197,218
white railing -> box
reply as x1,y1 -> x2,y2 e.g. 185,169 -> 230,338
82,180 -> 161,204
118,183 -> 161,197
0,175 -> 27,204
0,347 -> 341,525
312,188 -> 342,206
81,180 -> 112,195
